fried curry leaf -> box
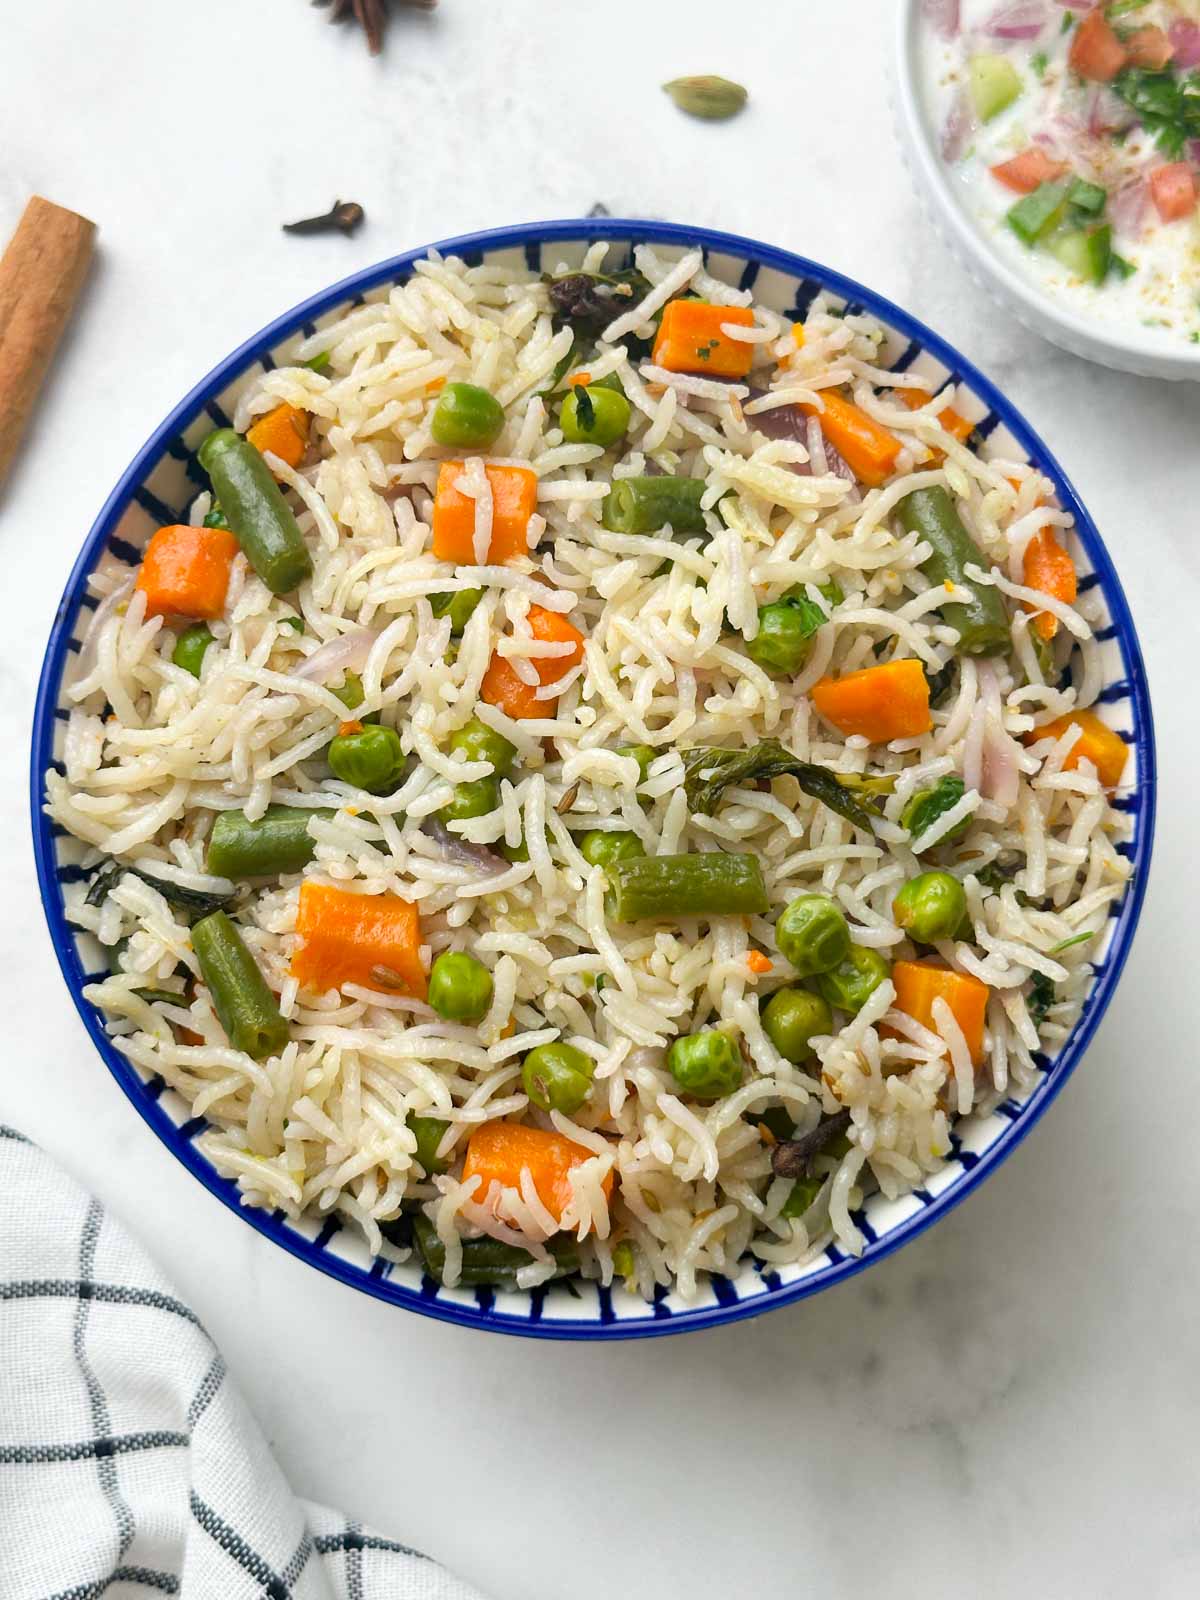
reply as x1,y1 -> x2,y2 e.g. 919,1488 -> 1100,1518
1027,972 -> 1055,1030
86,859 -> 236,919
925,658 -> 958,709
681,740 -> 888,833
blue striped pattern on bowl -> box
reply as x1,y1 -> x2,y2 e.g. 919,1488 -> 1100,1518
30,220 -> 1156,1339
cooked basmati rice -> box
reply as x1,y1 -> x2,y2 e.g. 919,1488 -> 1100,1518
48,243 -> 1133,1299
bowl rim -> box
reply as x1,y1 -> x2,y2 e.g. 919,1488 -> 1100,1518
30,215 -> 1157,1339
893,0 -> 1200,378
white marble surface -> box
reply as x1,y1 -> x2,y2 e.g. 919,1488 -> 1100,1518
3,2 -> 1197,1595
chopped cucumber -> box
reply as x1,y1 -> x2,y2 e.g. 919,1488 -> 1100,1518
1066,178 -> 1107,217
969,53 -> 1022,123
1047,224 -> 1112,284
1007,181 -> 1070,246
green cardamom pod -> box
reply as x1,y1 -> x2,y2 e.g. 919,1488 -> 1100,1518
662,75 -> 748,121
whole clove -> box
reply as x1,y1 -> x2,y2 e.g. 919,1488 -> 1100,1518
771,1110 -> 852,1179
282,200 -> 365,237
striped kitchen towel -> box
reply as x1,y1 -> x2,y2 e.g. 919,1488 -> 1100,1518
0,1127 -> 483,1599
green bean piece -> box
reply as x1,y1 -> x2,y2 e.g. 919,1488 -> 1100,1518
896,486 -> 1010,656
761,987 -> 832,1063
902,776 -> 970,848
430,382 -> 505,449
448,716 -> 516,777
600,475 -> 707,535
329,671 -> 365,711
302,350 -> 331,374
560,384 -> 631,447
442,776 -> 500,824
779,1173 -> 825,1219
617,743 -> 656,785
893,870 -> 967,943
206,805 -> 327,880
280,614 -> 305,634
412,1212 -> 580,1289
608,853 -> 768,922
197,428 -> 313,595
816,946 -> 891,1015
430,587 -> 484,634
776,895 -> 851,978
746,594 -> 825,678
172,623 -> 214,678
522,1041 -> 595,1115
191,911 -> 288,1060
667,1030 -> 743,1100
407,1112 -> 451,1175
428,951 -> 493,1023
328,725 -> 406,793
579,829 -> 645,871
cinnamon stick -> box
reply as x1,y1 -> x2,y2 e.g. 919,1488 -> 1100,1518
0,196 -> 97,489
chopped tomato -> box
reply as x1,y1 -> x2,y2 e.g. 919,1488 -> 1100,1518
990,148 -> 1069,195
1149,163 -> 1197,223
1068,11 -> 1128,82
1125,25 -> 1174,71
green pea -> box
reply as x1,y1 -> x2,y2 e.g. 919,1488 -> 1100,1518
901,776 -> 969,848
328,724 -> 405,793
579,830 -> 645,870
501,832 -> 530,863
427,950 -> 493,1023
559,384 -> 631,448
430,587 -> 484,634
330,671 -> 365,711
893,871 -> 967,944
617,744 -> 656,785
746,594 -> 825,678
667,1030 -> 743,1101
407,1112 -> 450,1175
172,623 -> 214,678
761,987 -> 832,1064
522,1041 -> 595,1115
202,500 -> 229,530
280,615 -> 305,634
448,716 -> 516,777
816,946 -> 891,1014
442,776 -> 500,824
430,382 -> 505,449
611,1239 -> 636,1282
775,894 -> 851,978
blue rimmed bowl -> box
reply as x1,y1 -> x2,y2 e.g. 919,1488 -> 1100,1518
31,219 -> 1156,1339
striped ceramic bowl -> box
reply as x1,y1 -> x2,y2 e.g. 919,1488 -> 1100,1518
31,220 -> 1156,1339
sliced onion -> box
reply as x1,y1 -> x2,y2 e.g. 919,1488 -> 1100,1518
76,573 -> 135,675
290,628 -> 381,683
941,86 -> 976,163
1170,20 -> 1200,69
922,0 -> 961,39
984,1 -> 1047,41
745,391 -> 807,445
422,817 -> 506,875
1087,86 -> 1136,138
977,661 -> 1022,809
1109,176 -> 1150,239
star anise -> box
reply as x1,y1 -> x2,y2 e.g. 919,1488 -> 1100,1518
313,0 -> 437,57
